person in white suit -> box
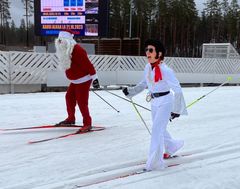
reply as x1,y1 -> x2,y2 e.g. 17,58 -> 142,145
122,39 -> 188,170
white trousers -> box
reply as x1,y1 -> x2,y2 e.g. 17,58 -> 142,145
146,102 -> 184,171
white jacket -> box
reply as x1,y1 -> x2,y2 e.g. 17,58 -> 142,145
127,63 -> 188,115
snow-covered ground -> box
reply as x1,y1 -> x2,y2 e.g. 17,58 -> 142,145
1,86 -> 240,189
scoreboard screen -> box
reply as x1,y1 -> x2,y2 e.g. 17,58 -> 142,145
34,0 -> 109,36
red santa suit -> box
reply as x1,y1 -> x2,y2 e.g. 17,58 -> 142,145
65,44 -> 97,126
55,31 -> 97,128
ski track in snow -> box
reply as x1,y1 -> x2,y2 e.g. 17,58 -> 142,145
1,87 -> 240,189
29,142 -> 240,189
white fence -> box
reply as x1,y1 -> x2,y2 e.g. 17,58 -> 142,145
202,43 -> 240,59
0,51 -> 240,93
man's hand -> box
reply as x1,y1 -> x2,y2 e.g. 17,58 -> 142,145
122,87 -> 129,96
170,112 -> 180,121
92,79 -> 100,89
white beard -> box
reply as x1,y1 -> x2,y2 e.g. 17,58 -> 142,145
55,37 -> 76,70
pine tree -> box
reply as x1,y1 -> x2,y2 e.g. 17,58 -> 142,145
21,0 -> 34,46
0,0 -> 11,45
18,18 -> 26,45
109,0 -> 121,37
5,20 -> 16,44
204,0 -> 222,42
228,0 -> 240,43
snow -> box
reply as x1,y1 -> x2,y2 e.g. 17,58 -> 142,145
1,86 -> 240,189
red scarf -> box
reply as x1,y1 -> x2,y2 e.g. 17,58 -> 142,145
151,59 -> 162,82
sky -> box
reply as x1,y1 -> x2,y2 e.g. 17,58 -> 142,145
10,0 -> 25,27
0,86 -> 240,188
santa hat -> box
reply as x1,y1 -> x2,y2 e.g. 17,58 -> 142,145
58,30 -> 74,39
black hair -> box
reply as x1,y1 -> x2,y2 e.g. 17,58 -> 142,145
144,39 -> 165,60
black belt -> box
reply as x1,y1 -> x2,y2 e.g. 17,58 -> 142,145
151,91 -> 170,98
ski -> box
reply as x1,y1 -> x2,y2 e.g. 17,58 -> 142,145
118,162 -> 180,177
75,164 -> 180,188
28,127 -> 105,144
78,169 -> 149,187
0,125 -> 105,132
75,154 -> 191,188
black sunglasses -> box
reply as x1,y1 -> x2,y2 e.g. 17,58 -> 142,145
145,48 -> 154,53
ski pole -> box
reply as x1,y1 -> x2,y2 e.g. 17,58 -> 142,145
130,99 -> 151,135
105,75 -> 231,115
186,77 -> 232,108
105,90 -> 151,111
92,90 -> 120,113
105,90 -> 151,134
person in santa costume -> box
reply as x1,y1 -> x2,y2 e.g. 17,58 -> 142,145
55,30 -> 100,132
122,39 -> 188,170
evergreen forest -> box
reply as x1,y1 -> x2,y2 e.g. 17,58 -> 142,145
0,0 -> 240,57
